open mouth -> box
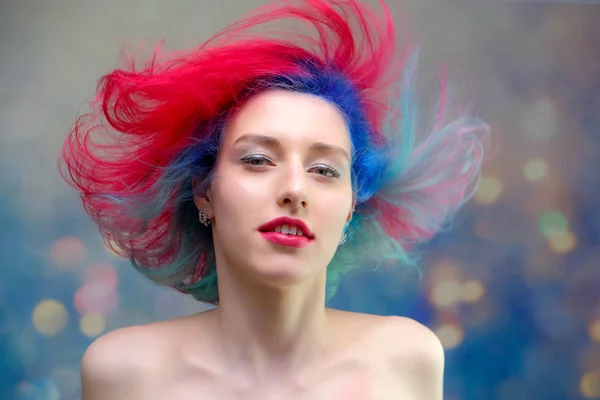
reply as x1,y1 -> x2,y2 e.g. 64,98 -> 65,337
268,224 -> 307,237
258,217 -> 314,240
258,217 -> 315,248
259,230 -> 313,248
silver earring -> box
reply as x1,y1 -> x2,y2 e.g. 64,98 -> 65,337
198,209 -> 211,227
338,233 -> 347,246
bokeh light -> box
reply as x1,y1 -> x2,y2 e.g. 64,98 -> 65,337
74,283 -> 118,316
49,237 -> 86,271
459,280 -> 485,304
429,260 -> 462,286
2,2 -> 599,400
430,280 -> 461,309
80,313 -> 106,338
82,262 -> 118,289
547,229 -> 577,254
74,262 -> 119,317
580,370 -> 600,399
589,320 -> 600,343
523,158 -> 549,182
474,174 -> 503,205
32,300 -> 69,337
539,210 -> 569,238
435,323 -> 464,350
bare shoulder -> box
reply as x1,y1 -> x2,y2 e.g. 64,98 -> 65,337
347,312 -> 444,363
80,324 -> 163,399
378,315 -> 445,399
82,322 -> 170,369
379,316 -> 444,355
80,315 -> 201,400
331,310 -> 443,359
332,311 -> 444,400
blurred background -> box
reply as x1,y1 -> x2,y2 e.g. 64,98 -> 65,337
1,0 -> 599,399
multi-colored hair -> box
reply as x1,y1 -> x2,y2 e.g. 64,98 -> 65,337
59,0 -> 488,304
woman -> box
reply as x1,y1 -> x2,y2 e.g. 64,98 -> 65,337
61,0 -> 487,398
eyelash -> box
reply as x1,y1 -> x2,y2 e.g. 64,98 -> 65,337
240,155 -> 341,178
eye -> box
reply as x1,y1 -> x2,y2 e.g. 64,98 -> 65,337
309,165 -> 341,179
241,155 -> 273,167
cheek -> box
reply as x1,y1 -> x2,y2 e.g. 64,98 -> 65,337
318,189 -> 353,232
211,173 -> 265,223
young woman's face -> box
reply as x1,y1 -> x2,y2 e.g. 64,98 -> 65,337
196,90 -> 355,287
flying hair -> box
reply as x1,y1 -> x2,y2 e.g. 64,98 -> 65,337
59,0 -> 489,304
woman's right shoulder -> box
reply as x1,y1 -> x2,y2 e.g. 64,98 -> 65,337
80,322 -> 175,399
82,323 -> 162,366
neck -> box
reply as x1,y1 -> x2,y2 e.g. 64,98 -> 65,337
209,264 -> 330,383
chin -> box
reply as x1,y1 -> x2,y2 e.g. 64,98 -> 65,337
250,260 -> 322,287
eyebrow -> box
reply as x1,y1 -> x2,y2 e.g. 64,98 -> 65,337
233,134 -> 351,161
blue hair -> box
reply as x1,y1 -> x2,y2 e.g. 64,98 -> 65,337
123,53 -> 486,303
63,0 -> 488,304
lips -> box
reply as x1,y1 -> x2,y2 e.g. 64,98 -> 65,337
258,217 -> 314,239
259,231 -> 312,248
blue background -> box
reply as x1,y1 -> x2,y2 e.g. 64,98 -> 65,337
1,0 -> 599,399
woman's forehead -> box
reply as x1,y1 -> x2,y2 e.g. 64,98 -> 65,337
223,90 -> 352,151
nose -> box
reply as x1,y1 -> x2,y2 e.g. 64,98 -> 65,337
277,160 -> 309,211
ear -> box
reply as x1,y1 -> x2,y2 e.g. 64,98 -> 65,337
345,198 -> 356,225
193,180 -> 214,219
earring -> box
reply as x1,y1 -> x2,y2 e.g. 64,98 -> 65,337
198,209 -> 211,227
338,233 -> 347,246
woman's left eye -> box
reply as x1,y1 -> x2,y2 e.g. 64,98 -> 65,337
310,165 -> 340,178
241,155 -> 272,166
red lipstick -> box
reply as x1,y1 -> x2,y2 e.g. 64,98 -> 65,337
258,217 -> 314,248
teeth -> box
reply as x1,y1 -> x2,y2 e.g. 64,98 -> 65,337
282,224 -> 298,235
273,224 -> 303,236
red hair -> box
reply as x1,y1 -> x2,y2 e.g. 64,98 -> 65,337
59,0 -> 487,303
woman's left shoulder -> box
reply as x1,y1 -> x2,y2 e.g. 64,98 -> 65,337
334,310 -> 444,362
377,315 -> 445,397
331,311 -> 445,398
378,315 -> 445,361
345,313 -> 445,373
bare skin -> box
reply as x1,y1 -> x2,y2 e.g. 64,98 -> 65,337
81,309 -> 443,400
80,90 -> 444,399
